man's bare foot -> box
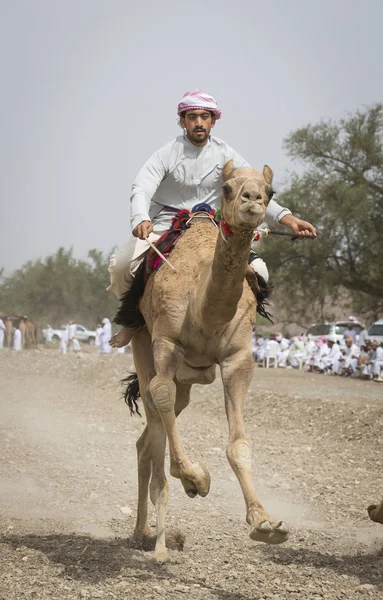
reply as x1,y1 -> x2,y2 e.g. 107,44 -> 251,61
109,327 -> 134,348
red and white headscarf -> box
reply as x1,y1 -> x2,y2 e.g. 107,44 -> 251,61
177,88 -> 222,119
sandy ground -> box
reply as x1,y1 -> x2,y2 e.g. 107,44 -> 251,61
0,347 -> 382,600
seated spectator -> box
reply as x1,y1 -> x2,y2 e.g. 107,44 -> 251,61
316,336 -> 341,374
287,336 -> 307,369
277,339 -> 290,368
306,336 -> 326,372
254,335 -> 266,361
356,341 -> 372,379
333,337 -> 360,376
305,334 -> 316,357
369,340 -> 383,381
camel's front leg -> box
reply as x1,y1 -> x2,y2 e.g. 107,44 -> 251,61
150,338 -> 210,498
221,351 -> 288,545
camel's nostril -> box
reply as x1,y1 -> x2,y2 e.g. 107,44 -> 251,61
256,194 -> 262,201
243,192 -> 250,199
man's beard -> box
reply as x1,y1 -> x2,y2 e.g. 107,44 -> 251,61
188,129 -> 209,144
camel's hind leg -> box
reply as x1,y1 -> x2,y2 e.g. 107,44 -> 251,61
134,426 -> 152,537
132,329 -> 168,560
221,351 -> 288,545
146,409 -> 169,561
134,381 -> 192,539
131,329 -> 156,540
132,331 -> 193,560
150,337 -> 210,498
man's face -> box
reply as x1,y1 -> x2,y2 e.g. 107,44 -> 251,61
346,339 -> 352,348
180,110 -> 215,146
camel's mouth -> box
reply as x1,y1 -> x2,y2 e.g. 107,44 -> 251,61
240,201 -> 265,214
236,202 -> 266,228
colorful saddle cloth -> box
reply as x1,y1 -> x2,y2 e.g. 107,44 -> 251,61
145,205 -> 218,281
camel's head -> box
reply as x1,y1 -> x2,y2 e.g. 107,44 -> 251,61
221,160 -> 274,230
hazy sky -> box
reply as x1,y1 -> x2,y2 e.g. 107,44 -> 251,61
1,0 -> 382,273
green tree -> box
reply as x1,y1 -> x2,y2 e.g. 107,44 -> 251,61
262,104 -> 383,325
0,248 -> 118,328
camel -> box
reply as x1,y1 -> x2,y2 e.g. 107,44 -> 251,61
368,499 -> 383,524
2,315 -> 37,349
24,317 -> 37,348
117,160 -> 288,561
19,318 -> 26,348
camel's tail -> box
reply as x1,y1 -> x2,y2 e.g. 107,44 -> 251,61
121,372 -> 141,416
114,250 -> 149,331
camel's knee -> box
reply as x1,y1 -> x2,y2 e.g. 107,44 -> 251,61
227,439 -> 252,471
149,376 -> 176,413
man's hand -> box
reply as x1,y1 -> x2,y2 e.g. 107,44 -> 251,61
280,214 -> 317,238
133,220 -> 153,240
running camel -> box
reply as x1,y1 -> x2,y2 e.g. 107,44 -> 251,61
118,161 -> 289,561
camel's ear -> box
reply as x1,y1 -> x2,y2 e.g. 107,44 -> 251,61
223,159 -> 234,181
263,165 -> 273,185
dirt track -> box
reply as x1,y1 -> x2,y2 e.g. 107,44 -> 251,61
1,348 -> 383,600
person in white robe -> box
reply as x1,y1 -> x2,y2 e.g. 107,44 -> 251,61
66,321 -> 77,351
59,326 -> 68,354
44,325 -> 53,344
369,341 -> 383,381
254,336 -> 266,361
100,318 -> 112,354
0,318 -> 5,349
107,88 -> 317,349
287,337 -> 308,369
357,343 -> 372,378
343,323 -> 357,344
305,337 -> 326,371
305,335 -> 317,357
333,338 -> 360,375
13,328 -> 22,351
277,339 -> 290,368
357,327 -> 369,348
72,337 -> 81,352
316,336 -> 341,373
95,324 -> 103,347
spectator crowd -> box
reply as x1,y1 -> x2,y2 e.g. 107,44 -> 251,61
252,323 -> 383,382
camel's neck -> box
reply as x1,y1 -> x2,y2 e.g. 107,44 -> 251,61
197,225 -> 254,332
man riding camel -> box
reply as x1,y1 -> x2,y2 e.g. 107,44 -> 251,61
108,88 -> 316,348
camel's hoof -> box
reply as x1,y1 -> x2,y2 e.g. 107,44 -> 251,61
178,462 -> 210,498
181,478 -> 198,498
154,549 -> 169,563
250,520 -> 289,545
109,329 -> 132,348
193,462 -> 211,497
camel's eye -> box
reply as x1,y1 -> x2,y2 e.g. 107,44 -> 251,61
223,182 -> 232,198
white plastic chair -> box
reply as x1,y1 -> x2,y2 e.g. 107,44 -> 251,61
262,341 -> 279,368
